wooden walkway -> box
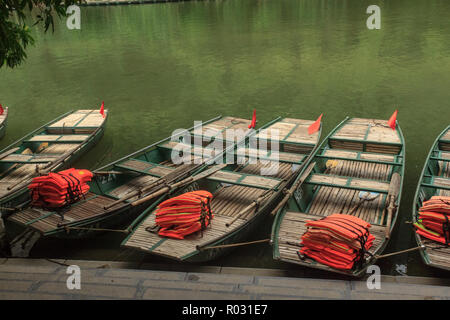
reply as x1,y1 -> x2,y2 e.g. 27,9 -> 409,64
0,258 -> 449,300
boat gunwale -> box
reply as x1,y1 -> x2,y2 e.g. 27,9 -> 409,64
412,124 -> 450,271
271,116 -> 406,277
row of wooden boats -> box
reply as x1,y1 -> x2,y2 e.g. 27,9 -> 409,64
0,108 -> 448,277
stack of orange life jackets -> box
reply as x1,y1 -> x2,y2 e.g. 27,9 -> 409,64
155,190 -> 213,240
299,214 -> 375,270
414,196 -> 450,245
29,168 -> 93,208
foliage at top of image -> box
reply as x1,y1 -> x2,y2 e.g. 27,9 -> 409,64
0,0 -> 80,69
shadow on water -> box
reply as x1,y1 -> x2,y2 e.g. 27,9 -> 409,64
1,0 -> 450,278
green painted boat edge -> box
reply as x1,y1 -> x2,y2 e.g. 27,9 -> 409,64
412,124 -> 450,271
270,116 -> 406,278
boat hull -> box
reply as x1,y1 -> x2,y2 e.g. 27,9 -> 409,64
0,123 -> 106,217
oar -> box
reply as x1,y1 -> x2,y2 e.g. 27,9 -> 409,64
385,172 -> 401,238
348,191 -> 380,215
0,147 -> 20,160
130,164 -> 227,207
226,186 -> 277,228
271,162 -> 316,216
103,155 -> 221,210
105,128 -> 254,210
103,162 -> 203,210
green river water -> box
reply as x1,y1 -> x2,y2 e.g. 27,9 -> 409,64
1,0 -> 450,278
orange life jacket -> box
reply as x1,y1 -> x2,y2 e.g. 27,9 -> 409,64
414,222 -> 450,245
154,190 -> 213,240
300,214 -> 374,271
419,196 -> 450,214
414,196 -> 450,245
300,247 -> 355,270
29,168 -> 93,208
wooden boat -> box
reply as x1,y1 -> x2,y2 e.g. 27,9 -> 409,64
413,125 -> 450,271
121,117 -> 322,263
0,107 -> 9,140
7,116 -> 253,238
0,109 -> 108,214
271,117 -> 405,277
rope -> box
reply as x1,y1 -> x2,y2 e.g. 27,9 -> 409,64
63,226 -> 130,234
374,245 -> 425,259
198,238 -> 270,251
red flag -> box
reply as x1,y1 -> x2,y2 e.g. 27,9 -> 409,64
99,101 -> 105,118
308,113 -> 323,135
248,109 -> 256,129
387,109 -> 398,130
0,105 -> 3,116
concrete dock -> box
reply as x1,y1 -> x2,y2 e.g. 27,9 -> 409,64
0,258 -> 449,299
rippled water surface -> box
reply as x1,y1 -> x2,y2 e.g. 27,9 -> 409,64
1,0 -> 450,277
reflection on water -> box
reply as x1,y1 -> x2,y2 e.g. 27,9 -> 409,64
1,0 -> 450,277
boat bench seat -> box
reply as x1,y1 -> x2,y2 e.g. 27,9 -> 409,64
236,147 -> 306,164
115,159 -> 175,178
46,110 -> 107,134
207,170 -> 283,190
25,134 -> 90,143
422,176 -> 450,191
316,148 -> 401,166
431,151 -> 450,162
158,141 -> 223,160
0,153 -> 59,164
305,173 -> 390,194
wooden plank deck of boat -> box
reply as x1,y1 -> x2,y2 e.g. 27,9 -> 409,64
421,239 -> 450,269
439,128 -> 450,152
124,182 -> 274,260
277,212 -> 386,273
198,116 -> 252,141
437,129 -> 450,196
47,110 -> 107,134
274,117 -> 404,273
8,192 -> 116,234
417,128 -> 450,265
329,118 -> 402,154
0,110 -> 107,200
254,118 -> 318,154
123,166 -> 276,260
124,117 -> 321,260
